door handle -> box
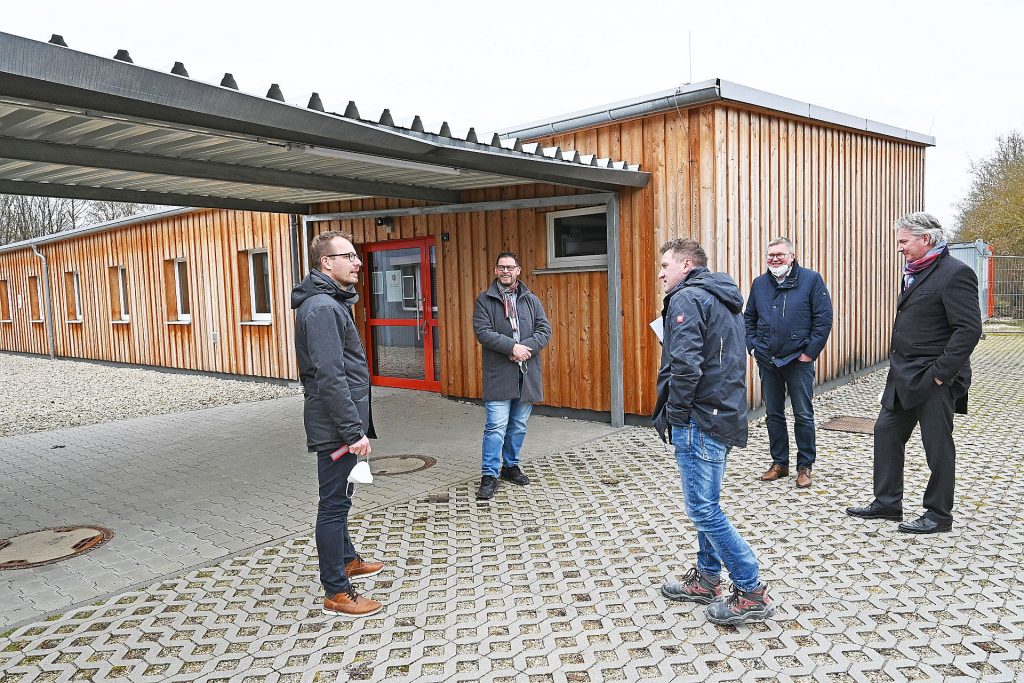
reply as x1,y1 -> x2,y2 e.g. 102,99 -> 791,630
415,296 -> 423,341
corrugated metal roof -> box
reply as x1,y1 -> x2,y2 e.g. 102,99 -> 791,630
498,78 -> 936,147
0,31 -> 648,214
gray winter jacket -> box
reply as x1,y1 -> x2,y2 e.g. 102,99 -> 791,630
291,269 -> 376,453
473,280 -> 552,403
652,267 -> 749,448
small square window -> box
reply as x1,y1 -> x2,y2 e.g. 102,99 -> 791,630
546,206 -> 608,269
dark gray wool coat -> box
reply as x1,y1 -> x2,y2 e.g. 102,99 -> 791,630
291,269 -> 376,453
472,279 -> 552,403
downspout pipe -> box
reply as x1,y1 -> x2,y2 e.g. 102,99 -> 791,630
30,244 -> 56,360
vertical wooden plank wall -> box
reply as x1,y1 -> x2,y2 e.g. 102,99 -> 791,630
0,210 -> 297,379
534,103 -> 926,415
308,183 -> 614,413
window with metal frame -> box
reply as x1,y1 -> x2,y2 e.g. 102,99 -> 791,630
27,275 -> 42,322
164,258 -> 191,322
0,279 -> 11,322
545,206 -> 608,269
108,265 -> 130,322
63,271 -> 83,322
248,250 -> 271,322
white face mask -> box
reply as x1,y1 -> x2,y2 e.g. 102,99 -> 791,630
768,263 -> 790,278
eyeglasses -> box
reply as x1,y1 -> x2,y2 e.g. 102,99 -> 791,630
495,265 -> 519,272
324,252 -> 360,262
766,253 -> 790,262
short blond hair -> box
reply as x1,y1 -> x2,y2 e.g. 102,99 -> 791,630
310,230 -> 354,269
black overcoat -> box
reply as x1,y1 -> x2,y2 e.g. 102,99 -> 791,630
881,249 -> 982,413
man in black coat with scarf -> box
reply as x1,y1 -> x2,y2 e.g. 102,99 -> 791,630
847,212 -> 982,534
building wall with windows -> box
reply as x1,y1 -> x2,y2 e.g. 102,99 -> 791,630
0,209 -> 296,379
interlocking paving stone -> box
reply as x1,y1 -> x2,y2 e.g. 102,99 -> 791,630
1,335 -> 1023,682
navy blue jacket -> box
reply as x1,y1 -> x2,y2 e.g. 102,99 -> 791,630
652,267 -> 749,448
743,262 -> 833,367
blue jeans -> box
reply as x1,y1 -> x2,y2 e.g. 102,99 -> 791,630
481,399 -> 533,476
758,359 -> 816,470
672,421 -> 760,592
316,448 -> 359,596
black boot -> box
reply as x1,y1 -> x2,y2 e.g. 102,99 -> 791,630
476,475 -> 499,500
500,465 -> 530,486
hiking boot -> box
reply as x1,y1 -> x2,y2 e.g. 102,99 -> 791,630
476,475 -> 499,500
796,468 -> 812,488
500,465 -> 531,486
323,586 -> 383,617
345,556 -> 384,578
661,567 -> 723,605
760,464 -> 789,481
706,582 -> 776,625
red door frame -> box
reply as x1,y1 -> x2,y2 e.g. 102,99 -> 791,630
362,237 -> 440,391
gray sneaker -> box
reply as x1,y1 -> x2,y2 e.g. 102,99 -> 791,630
661,567 -> 722,605
705,582 -> 776,625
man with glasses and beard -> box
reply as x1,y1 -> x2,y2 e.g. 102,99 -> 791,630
292,230 -> 384,617
472,251 -> 551,501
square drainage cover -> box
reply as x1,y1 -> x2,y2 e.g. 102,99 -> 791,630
821,416 -> 876,434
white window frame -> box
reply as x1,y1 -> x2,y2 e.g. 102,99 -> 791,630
545,206 -> 608,269
248,249 -> 272,322
28,275 -> 43,323
70,271 -> 83,322
0,278 -> 11,322
173,258 -> 191,322
116,266 -> 130,322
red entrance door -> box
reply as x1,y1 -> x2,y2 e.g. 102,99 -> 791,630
363,238 -> 440,391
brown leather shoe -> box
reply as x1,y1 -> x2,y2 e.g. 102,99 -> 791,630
759,463 -> 789,481
796,468 -> 812,488
324,588 -> 383,617
345,556 -> 384,578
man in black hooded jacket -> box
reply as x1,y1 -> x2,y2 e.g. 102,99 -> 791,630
292,230 -> 384,618
652,238 -> 775,626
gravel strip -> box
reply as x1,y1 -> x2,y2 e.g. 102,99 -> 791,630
0,353 -> 300,437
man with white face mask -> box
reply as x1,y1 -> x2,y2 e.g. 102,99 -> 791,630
744,238 -> 833,488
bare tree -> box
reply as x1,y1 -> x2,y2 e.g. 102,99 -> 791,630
956,131 -> 1024,256
0,195 -> 158,246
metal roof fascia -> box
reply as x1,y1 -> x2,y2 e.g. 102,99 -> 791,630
0,206 -> 198,254
497,79 -> 722,139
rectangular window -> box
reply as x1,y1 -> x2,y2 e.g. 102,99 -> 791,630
0,279 -> 11,321
64,271 -> 83,322
249,250 -> 271,322
28,275 -> 42,322
545,206 -> 608,269
108,265 -> 130,322
164,258 -> 191,322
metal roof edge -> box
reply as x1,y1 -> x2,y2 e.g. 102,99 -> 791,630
497,78 -> 935,147
0,206 -> 198,254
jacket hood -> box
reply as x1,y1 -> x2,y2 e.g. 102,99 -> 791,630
291,269 -> 358,309
668,267 -> 744,314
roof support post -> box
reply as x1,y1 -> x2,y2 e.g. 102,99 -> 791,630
605,193 -> 624,428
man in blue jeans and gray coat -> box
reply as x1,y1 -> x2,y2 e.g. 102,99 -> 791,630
473,251 -> 551,501
653,238 -> 775,625
744,237 -> 833,488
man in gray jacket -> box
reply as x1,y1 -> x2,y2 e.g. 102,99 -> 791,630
292,230 -> 383,617
472,251 -> 551,500
653,238 -> 775,625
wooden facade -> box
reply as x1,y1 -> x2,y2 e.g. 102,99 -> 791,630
0,210 -> 297,379
0,98 -> 927,420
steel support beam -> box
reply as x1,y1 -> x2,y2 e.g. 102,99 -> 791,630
0,180 -> 310,215
605,194 -> 624,428
0,138 -> 460,204
306,192 -> 614,222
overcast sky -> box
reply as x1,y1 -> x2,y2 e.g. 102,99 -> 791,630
4,0 -> 1021,233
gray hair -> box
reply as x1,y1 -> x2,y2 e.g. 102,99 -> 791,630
767,237 -> 794,253
895,212 -> 947,246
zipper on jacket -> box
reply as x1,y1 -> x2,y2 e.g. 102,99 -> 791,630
720,337 -> 724,364
782,292 -> 788,317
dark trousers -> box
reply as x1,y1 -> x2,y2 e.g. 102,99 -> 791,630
873,386 -> 956,521
316,448 -> 359,596
758,359 -> 817,470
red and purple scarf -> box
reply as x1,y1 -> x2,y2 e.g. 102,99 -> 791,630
903,242 -> 946,288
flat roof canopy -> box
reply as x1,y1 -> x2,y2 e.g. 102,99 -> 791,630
0,32 -> 649,214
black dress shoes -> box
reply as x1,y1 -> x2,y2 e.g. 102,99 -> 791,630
845,503 -> 903,521
898,514 -> 952,534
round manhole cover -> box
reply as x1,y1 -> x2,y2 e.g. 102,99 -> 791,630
369,454 -> 436,476
0,526 -> 114,570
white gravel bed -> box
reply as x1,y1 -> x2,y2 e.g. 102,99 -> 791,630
0,353 -> 300,437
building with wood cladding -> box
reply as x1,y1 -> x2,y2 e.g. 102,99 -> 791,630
0,31 -> 934,425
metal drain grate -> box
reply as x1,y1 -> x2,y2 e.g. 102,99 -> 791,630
369,454 -> 437,476
820,415 -> 877,434
0,526 -> 113,570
